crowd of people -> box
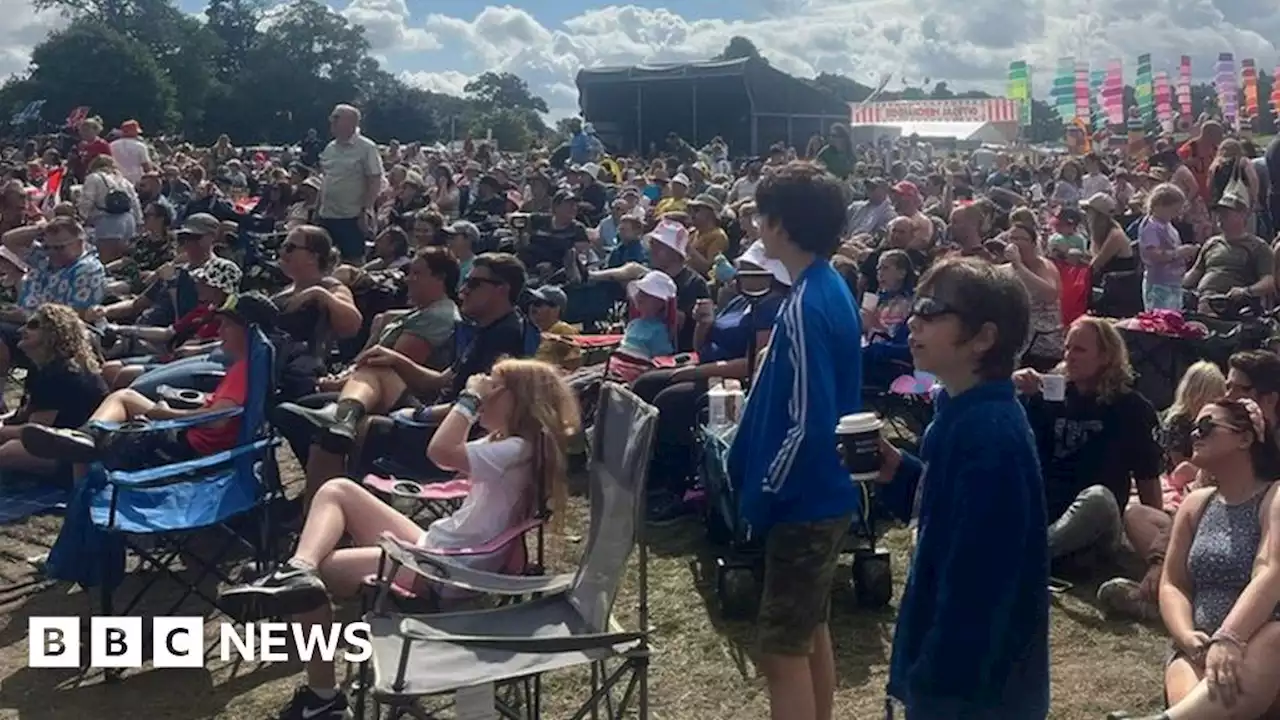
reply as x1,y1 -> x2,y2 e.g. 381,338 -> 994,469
2,102 -> 1280,720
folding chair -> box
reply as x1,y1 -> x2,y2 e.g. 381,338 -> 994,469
357,382 -> 658,719
85,326 -> 284,622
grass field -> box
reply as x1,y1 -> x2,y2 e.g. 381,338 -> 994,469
0,448 -> 1173,720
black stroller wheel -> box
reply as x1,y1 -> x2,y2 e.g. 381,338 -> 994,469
851,548 -> 893,609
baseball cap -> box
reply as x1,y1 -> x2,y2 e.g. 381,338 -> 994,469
528,285 -> 568,309
215,292 -> 278,329
442,220 -> 481,244
177,213 -> 220,237
891,181 -> 921,199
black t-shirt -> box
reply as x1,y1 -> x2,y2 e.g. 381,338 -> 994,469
445,311 -> 530,402
522,216 -> 589,268
1023,385 -> 1161,520
22,361 -> 108,429
671,266 -> 710,352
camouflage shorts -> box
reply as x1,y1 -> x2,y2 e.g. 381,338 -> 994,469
756,514 -> 853,656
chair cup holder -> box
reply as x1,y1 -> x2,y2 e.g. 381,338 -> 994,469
391,480 -> 423,498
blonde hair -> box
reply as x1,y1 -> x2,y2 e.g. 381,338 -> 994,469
1057,317 -> 1134,403
32,304 -> 100,375
88,154 -> 120,175
1168,360 -> 1225,421
1146,183 -> 1186,214
488,358 -> 581,532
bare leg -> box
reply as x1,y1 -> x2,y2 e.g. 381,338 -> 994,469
91,388 -> 156,423
760,653 -> 816,720
102,360 -> 123,388
303,445 -> 347,507
808,624 -> 836,720
1125,504 -> 1173,563
336,366 -> 407,416
1166,622 -> 1280,719
0,439 -> 57,474
110,365 -> 147,390
288,478 -> 423,690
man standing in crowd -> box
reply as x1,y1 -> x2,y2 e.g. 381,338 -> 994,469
318,104 -> 383,263
729,161 -> 862,720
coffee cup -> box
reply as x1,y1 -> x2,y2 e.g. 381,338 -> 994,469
836,412 -> 884,481
861,293 -> 879,311
1042,373 -> 1066,402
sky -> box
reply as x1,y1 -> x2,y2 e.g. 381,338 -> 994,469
1,0 -> 1279,120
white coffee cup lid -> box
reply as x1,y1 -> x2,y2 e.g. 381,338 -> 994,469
836,412 -> 883,433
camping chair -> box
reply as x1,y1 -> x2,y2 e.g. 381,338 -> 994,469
68,326 -> 283,624
357,382 -> 657,720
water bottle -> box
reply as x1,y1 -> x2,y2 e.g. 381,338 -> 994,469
707,381 -> 731,432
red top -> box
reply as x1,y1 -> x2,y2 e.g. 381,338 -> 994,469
186,360 -> 248,455
1177,139 -> 1215,202
79,138 -> 112,166
173,305 -> 221,341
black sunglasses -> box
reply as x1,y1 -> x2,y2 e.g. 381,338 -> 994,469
909,296 -> 960,320
1192,416 -> 1243,440
23,318 -> 40,330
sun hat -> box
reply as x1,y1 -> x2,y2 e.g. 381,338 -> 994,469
528,285 -> 568,309
738,240 -> 792,286
645,219 -> 690,258
1084,192 -> 1117,215
191,256 -> 243,296
629,270 -> 677,302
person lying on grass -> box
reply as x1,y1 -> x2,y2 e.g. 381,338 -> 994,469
217,358 -> 579,720
19,293 -> 277,468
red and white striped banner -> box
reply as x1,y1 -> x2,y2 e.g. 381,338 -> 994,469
851,99 -> 1020,124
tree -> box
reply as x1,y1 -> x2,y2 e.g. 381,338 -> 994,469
470,108 -> 534,151
715,36 -> 765,63
23,20 -> 178,132
205,0 -> 263,81
811,72 -> 875,103
463,72 -> 549,114
554,117 -> 581,138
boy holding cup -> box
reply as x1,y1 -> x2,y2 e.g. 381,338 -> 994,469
873,257 -> 1050,719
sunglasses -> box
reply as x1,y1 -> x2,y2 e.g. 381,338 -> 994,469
282,243 -> 310,254
909,296 -> 960,320
1192,416 -> 1243,440
23,318 -> 39,330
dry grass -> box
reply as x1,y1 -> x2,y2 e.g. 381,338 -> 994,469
0,448 -> 1172,719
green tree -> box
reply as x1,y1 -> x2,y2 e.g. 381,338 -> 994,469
24,20 -> 178,132
463,71 -> 549,114
205,0 -> 263,81
470,108 -> 534,151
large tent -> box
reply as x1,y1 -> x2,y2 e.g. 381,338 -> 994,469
576,58 -> 852,156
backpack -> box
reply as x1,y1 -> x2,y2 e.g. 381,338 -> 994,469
100,176 -> 131,215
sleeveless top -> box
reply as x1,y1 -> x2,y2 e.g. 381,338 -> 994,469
1186,488 -> 1274,632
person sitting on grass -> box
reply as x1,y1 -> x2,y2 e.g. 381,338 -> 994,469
875,256 -> 1049,719
0,304 -> 107,483
19,294 -> 278,468
217,359 -> 579,720
1108,397 -> 1280,720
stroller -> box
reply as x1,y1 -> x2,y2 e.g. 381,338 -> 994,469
696,274 -> 893,619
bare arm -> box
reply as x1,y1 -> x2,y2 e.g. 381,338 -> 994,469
426,404 -> 472,473
1013,260 -> 1060,303
1160,489 -> 1213,644
1089,229 -> 1126,272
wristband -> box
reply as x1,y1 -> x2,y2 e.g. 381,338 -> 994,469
453,391 -> 480,420
1211,629 -> 1246,650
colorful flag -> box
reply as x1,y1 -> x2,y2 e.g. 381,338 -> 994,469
1103,58 -> 1125,126
1215,53 -> 1238,126
1135,54 -> 1154,124
64,106 -> 89,128
1178,56 -> 1193,120
1007,61 -> 1032,127
1051,57 -> 1077,124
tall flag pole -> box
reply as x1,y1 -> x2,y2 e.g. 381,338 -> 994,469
1241,59 -> 1259,131
1215,53 -> 1238,128
1103,58 -> 1125,126
1272,64 -> 1280,122
1090,69 -> 1107,133
1074,60 -> 1091,123
1154,71 -> 1174,133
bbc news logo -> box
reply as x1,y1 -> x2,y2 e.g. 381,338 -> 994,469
28,617 -> 373,668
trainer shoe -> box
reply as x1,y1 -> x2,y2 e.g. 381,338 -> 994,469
1097,578 -> 1158,621
275,685 -> 351,720
21,425 -> 101,463
219,562 -> 329,621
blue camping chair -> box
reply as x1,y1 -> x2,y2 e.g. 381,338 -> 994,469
53,326 -> 284,619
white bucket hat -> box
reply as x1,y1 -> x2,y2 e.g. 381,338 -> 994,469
738,240 -> 792,286
191,256 -> 243,296
645,219 -> 690,258
629,270 -> 677,302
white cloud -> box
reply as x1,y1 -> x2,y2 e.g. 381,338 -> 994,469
3,1 -> 1279,122
0,1 -> 65,78
398,69 -> 472,97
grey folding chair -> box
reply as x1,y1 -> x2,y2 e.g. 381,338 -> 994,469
359,381 -> 657,719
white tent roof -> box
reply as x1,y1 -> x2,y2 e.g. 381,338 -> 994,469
855,121 -> 1014,144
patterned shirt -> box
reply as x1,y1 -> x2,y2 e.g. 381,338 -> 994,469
18,246 -> 106,312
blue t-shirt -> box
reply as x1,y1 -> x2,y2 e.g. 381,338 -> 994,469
607,239 -> 649,268
699,293 -> 784,363
619,316 -> 673,359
